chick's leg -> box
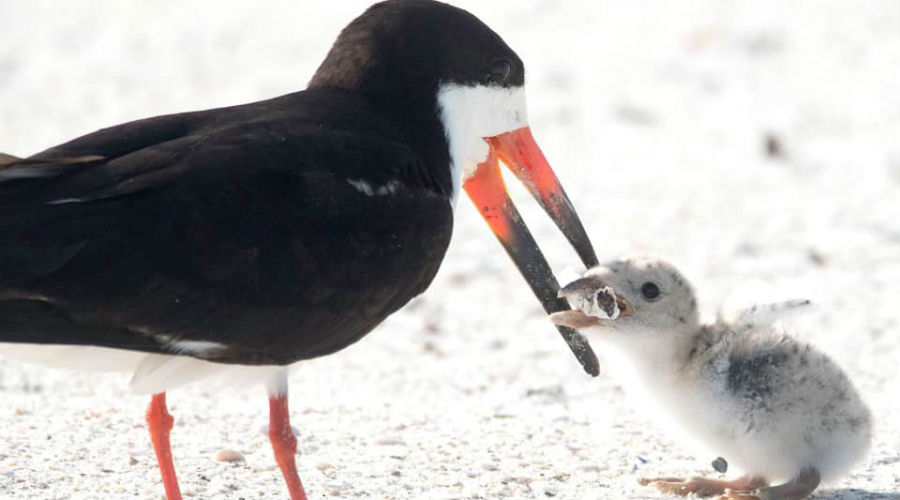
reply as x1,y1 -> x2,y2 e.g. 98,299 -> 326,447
720,468 -> 820,500
638,475 -> 767,497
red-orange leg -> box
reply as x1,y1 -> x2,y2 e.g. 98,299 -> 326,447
269,393 -> 307,500
146,392 -> 182,500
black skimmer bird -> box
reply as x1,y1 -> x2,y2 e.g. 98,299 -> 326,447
0,1 -> 599,498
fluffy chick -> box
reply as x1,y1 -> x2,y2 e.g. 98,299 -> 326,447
552,255 -> 872,500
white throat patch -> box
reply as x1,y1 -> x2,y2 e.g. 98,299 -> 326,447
436,83 -> 528,205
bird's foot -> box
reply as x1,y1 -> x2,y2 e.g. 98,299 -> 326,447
638,475 -> 768,498
637,477 -> 685,487
719,468 -> 820,500
719,489 -> 762,500
638,477 -> 723,497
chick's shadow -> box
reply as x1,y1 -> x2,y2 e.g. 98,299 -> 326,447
812,488 -> 900,500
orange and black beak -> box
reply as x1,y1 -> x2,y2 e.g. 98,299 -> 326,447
463,126 -> 600,376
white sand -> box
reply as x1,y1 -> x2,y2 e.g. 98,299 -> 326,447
1,1 -> 898,499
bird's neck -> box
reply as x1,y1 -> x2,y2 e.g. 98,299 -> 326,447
594,328 -> 697,384
310,66 -> 455,202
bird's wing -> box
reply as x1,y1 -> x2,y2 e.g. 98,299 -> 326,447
0,107 -> 275,283
0,152 -> 23,166
1,90 -> 437,281
725,343 -> 792,402
0,105 -> 200,184
1,108 -> 206,283
720,299 -> 814,330
1,92 -> 451,364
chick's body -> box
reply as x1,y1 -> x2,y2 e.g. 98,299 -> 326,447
554,256 -> 871,499
639,322 -> 869,484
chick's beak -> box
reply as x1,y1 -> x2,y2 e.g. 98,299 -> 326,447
463,126 -> 600,376
618,297 -> 633,317
549,310 -> 603,329
549,295 -> 631,330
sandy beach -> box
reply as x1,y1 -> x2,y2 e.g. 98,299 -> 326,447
1,1 -> 898,498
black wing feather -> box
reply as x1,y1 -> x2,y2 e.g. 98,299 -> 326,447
1,89 -> 453,364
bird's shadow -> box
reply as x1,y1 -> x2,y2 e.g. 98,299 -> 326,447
812,488 -> 900,500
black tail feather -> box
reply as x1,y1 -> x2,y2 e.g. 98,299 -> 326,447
0,298 -> 164,353
0,152 -> 22,167
0,154 -> 105,182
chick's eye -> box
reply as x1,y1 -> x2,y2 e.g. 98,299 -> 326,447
640,282 -> 661,301
486,58 -> 511,85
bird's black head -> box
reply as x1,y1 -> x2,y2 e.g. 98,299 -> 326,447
310,1 -> 532,196
311,0 -> 601,376
310,0 -> 524,95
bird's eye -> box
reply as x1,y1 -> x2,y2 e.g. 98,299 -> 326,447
486,59 -> 511,85
640,282 -> 661,301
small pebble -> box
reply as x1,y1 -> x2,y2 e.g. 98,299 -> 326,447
764,133 -> 785,159
712,456 -> 728,473
632,455 -> 648,472
481,462 -> 499,471
314,461 -> 334,470
325,481 -> 348,496
528,480 -> 558,498
807,249 -> 828,267
373,437 -> 406,446
215,449 -> 245,463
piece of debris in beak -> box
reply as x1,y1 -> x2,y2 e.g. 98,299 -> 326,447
550,277 -> 633,329
570,285 -> 620,320
556,276 -> 629,320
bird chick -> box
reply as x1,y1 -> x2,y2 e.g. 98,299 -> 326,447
551,255 -> 872,500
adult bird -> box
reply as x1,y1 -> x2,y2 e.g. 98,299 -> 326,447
0,1 -> 599,499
